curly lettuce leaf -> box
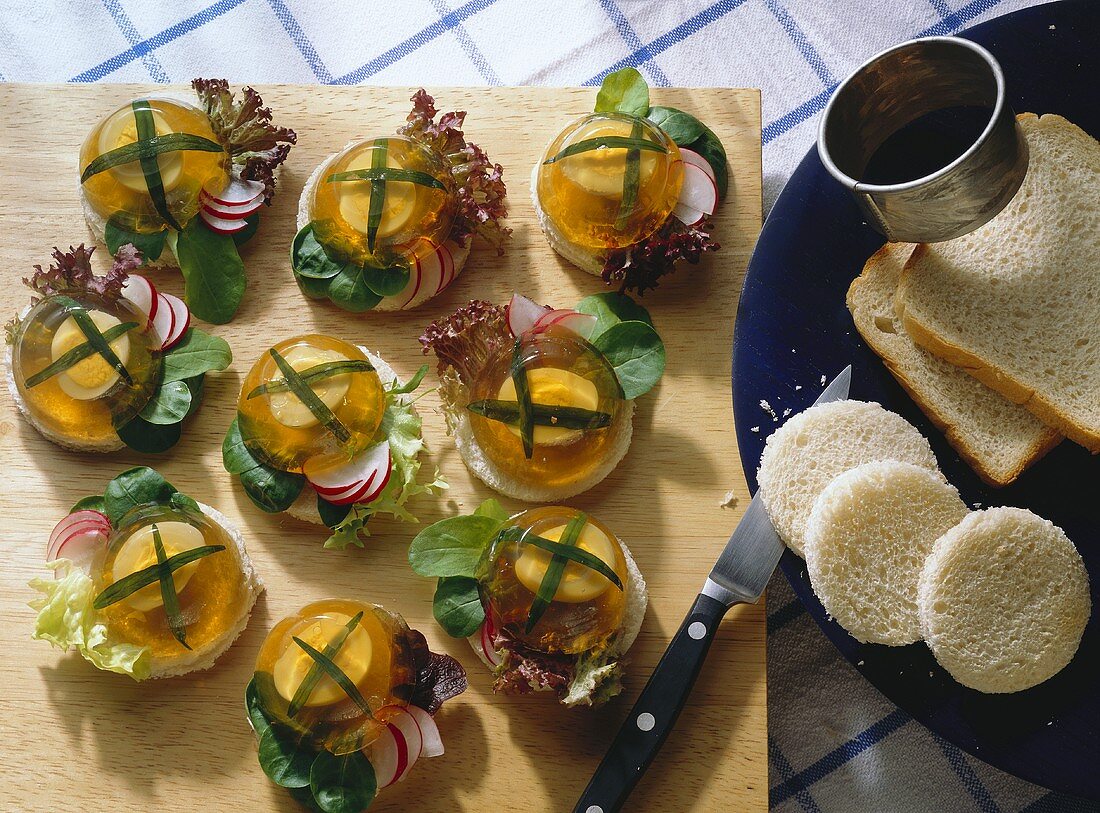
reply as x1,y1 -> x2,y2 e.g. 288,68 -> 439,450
602,217 -> 719,295
492,632 -> 626,707
418,299 -> 511,386
29,560 -> 151,680
322,381 -> 446,550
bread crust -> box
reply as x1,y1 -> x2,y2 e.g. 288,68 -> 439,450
529,160 -> 605,276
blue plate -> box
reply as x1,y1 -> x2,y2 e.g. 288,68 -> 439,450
732,0 -> 1099,798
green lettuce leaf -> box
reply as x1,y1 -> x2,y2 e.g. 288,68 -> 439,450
564,647 -> 626,707
29,560 -> 151,680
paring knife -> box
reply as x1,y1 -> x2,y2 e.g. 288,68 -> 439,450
573,366 -> 852,813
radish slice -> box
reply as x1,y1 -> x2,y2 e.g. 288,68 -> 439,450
676,162 -> 718,219
468,614 -> 502,667
201,196 -> 263,220
47,510 -> 110,561
370,707 -> 422,787
199,208 -> 250,235
205,178 -> 265,207
121,274 -> 159,328
388,709 -> 423,781
673,201 -> 706,227
680,148 -> 717,186
158,293 -> 190,350
55,528 -> 108,573
305,441 -> 391,505
407,706 -> 444,758
150,292 -> 175,350
507,294 -> 551,337
531,308 -> 577,333
434,242 -> 456,295
544,311 -> 598,340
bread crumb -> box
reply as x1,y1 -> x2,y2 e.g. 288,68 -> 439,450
782,408 -> 792,417
795,385 -> 802,391
750,426 -> 760,433
857,660 -> 864,667
720,490 -> 739,509
1049,24 -> 1055,29
759,399 -> 779,422
820,375 -> 826,386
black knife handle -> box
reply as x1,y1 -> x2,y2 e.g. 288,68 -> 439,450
573,592 -> 731,813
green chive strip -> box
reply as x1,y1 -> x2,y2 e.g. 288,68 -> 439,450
151,524 -> 191,650
132,101 -> 182,231
325,168 -> 445,190
526,512 -> 589,634
510,340 -> 535,459
80,132 -> 224,184
25,321 -> 137,388
268,348 -> 351,445
498,525 -> 623,591
247,360 -> 374,399
287,611 -> 365,718
467,399 -> 612,430
291,637 -> 375,719
93,544 -> 225,609
616,120 -> 644,231
54,296 -> 134,386
366,139 -> 388,253
542,136 -> 667,165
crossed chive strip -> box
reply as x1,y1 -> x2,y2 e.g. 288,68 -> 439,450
286,610 -> 374,719
25,316 -> 137,389
246,359 -> 374,399
80,100 -> 224,231
323,138 -> 446,253
505,512 -> 624,634
267,348 -> 352,444
92,523 -> 225,650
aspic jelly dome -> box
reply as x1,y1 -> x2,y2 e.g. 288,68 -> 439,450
237,334 -> 385,474
94,502 -> 249,660
309,136 -> 457,270
11,293 -> 162,447
536,112 -> 682,252
466,323 -> 626,493
252,600 -> 418,754
79,98 -> 229,234
479,507 -> 628,656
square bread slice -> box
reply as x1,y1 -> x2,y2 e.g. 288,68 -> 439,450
897,113 -> 1100,451
847,242 -> 1060,485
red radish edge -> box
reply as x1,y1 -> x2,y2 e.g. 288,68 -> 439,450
673,201 -> 706,228
151,293 -> 175,351
507,294 -> 551,337
159,293 -> 191,350
47,511 -> 110,561
371,707 -> 422,787
121,275 -> 159,328
306,441 -> 391,491
199,208 -> 249,235
204,178 -> 265,207
677,162 -> 718,217
201,197 -> 262,221
407,706 -> 444,758
679,147 -> 717,184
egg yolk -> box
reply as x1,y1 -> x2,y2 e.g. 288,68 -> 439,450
253,599 -> 417,753
479,507 -> 628,655
237,334 -> 385,473
13,294 -> 162,446
537,112 -> 682,252
467,325 -> 625,492
79,98 -> 229,234
308,136 -> 456,270
95,503 -> 249,662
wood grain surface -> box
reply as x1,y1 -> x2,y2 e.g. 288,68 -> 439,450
0,84 -> 763,813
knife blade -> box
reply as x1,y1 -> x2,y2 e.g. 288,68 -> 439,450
573,365 -> 852,813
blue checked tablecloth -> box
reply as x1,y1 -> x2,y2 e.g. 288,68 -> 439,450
2,1 -> 1089,811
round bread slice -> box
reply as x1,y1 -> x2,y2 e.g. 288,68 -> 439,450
529,161 -> 604,276
286,348 -> 416,526
918,507 -> 1091,693
149,501 -> 264,679
756,400 -> 940,557
469,536 -> 648,706
805,461 -> 968,645
297,145 -> 471,311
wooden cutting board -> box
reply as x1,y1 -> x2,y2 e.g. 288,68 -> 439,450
0,84 -> 763,812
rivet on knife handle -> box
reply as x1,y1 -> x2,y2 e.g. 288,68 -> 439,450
573,592 -> 730,813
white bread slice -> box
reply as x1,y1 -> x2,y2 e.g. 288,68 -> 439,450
918,507 -> 1090,693
805,461 -> 967,646
150,501 -> 264,679
297,145 -> 471,311
757,400 -> 939,557
898,114 -> 1100,450
530,161 -> 604,276
848,243 -> 1060,485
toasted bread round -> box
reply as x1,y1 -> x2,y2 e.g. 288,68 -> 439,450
285,348 -> 415,526
757,400 -> 940,556
529,161 -> 605,276
918,507 -> 1091,693
468,535 -> 648,706
149,501 -> 264,679
297,145 -> 471,311
805,461 -> 967,645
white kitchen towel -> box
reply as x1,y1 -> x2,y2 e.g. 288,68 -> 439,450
1,1 -> 1086,811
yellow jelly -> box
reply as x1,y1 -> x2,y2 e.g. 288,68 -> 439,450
253,599 -> 417,753
95,502 -> 250,662
308,136 -> 456,270
79,97 -> 229,233
467,324 -> 625,492
12,293 -> 162,446
537,112 -> 683,251
237,335 -> 385,473
479,507 -> 628,655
